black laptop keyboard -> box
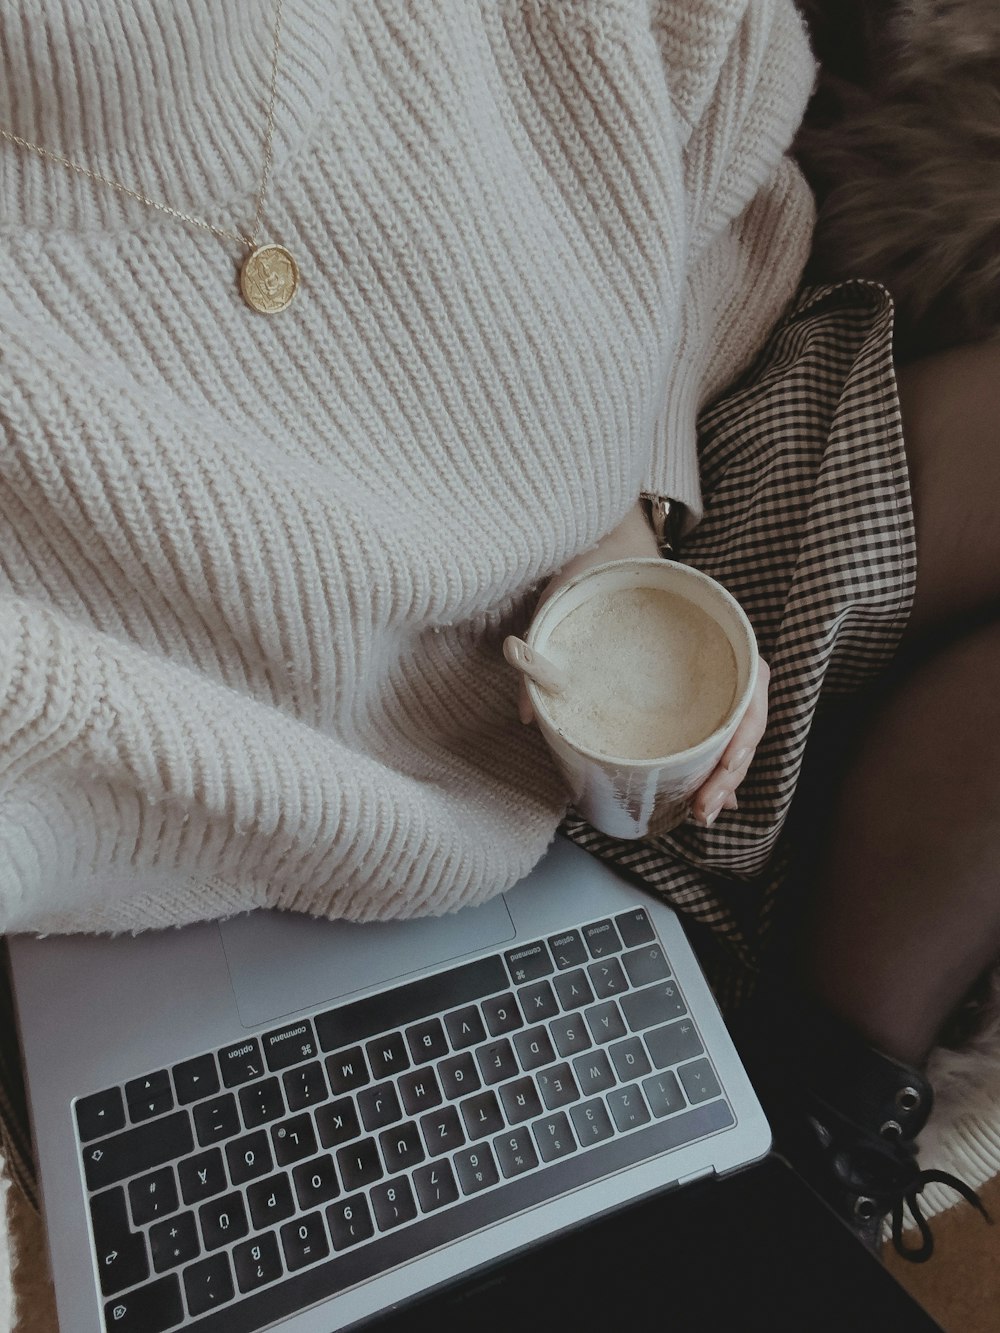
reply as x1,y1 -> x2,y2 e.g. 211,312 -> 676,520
74,908 -> 734,1332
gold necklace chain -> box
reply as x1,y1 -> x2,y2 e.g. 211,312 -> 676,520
0,0 -> 299,314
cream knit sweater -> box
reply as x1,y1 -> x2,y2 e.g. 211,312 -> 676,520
0,0 -> 815,936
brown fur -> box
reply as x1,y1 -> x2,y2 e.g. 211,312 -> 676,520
795,0 -> 1000,361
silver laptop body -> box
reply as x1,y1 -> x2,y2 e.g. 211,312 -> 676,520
8,835 -> 770,1332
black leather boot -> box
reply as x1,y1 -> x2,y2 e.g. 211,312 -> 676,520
733,983 -> 990,1262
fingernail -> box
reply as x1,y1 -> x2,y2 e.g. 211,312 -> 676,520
702,805 -> 722,828
723,747 -> 750,773
723,793 -> 738,811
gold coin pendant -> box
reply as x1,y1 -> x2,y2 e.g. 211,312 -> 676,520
240,243 -> 300,314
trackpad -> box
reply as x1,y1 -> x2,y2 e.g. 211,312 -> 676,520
220,895 -> 517,1029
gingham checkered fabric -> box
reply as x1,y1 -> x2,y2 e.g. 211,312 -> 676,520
0,280 -> 915,1204
565,280 -> 916,1008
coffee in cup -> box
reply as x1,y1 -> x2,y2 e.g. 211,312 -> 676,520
524,558 -> 758,838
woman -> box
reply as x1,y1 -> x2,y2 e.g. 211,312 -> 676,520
0,3 -> 992,1318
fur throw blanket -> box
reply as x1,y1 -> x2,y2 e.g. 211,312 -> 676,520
795,0 -> 1000,361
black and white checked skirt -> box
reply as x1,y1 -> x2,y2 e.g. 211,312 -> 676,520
566,280 -> 916,1008
0,281 -> 915,1206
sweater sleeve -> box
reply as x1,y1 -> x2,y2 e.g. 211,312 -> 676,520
645,0 -> 817,530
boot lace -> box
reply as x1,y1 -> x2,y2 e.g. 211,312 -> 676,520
844,1133 -> 992,1262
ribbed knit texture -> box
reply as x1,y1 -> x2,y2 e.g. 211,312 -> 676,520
0,0 -> 816,933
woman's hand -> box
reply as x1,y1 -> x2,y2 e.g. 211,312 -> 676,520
519,500 -> 769,826
688,657 -> 769,827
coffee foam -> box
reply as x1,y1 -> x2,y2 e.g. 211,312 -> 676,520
541,586 -> 738,761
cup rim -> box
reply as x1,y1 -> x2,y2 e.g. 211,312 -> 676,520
523,556 -> 759,769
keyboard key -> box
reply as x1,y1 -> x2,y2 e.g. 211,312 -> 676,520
414,1160 -> 459,1212
645,1019 -> 704,1069
498,1075 -> 542,1124
534,1111 -> 576,1162
482,992 -> 523,1037
199,1191 -> 249,1250
547,929 -> 588,969
379,1120 -> 425,1173
316,1096 -> 361,1149
405,1017 -> 448,1064
234,1230 -> 283,1293
607,1084 -> 652,1132
149,1210 -> 200,1272
571,1098 -> 615,1146
280,1211 -> 330,1272
337,1136 -> 384,1191
283,1060 -> 329,1111
124,1069 -> 170,1114
517,979 -> 559,1022
90,1187 -> 149,1297
219,1038 -> 266,1088
316,955 -> 507,1051
102,1275 -> 183,1333
461,1087 -> 505,1139
399,1066 -> 443,1114
494,1125 -> 539,1178
419,1105 -> 465,1157
454,1142 -> 499,1194
183,1251 -> 234,1317
609,1036 -> 652,1082
439,1052 -> 480,1100
615,907 -> 657,947
504,940 -> 553,984
327,1193 -> 375,1249
366,1031 -> 410,1079
678,1058 -> 722,1104
358,1081 -> 402,1132
262,1018 -> 319,1072
128,1166 -> 178,1226
239,1076 -> 285,1128
444,1004 -> 486,1050
292,1154 -> 341,1210
582,919 -> 623,958
476,1038 -> 519,1086
325,1046 -> 370,1094
128,1089 -> 174,1123
193,1093 -> 240,1147
271,1112 -> 318,1167
513,1026 -> 555,1072
247,1173 -> 296,1229
642,1070 -> 686,1118
550,1014 -> 592,1059
573,1050 -> 616,1097
585,1000 -> 627,1045
172,1054 -> 220,1106
372,1175 -> 418,1231
178,1148 -> 227,1206
587,957 -> 627,1000
553,969 -> 594,1011
621,981 -> 687,1032
226,1130 -> 273,1186
536,1062 -> 579,1111
84,1110 -> 193,1191
76,1086 -> 125,1142
622,943 -> 671,988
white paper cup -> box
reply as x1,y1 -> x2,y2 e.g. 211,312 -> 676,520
525,558 -> 758,839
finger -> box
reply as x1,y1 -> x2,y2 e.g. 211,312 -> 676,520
719,660 -> 770,774
690,762 -> 747,826
518,679 -> 535,726
691,662 -> 770,825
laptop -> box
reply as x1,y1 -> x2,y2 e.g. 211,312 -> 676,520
7,834 -> 770,1332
